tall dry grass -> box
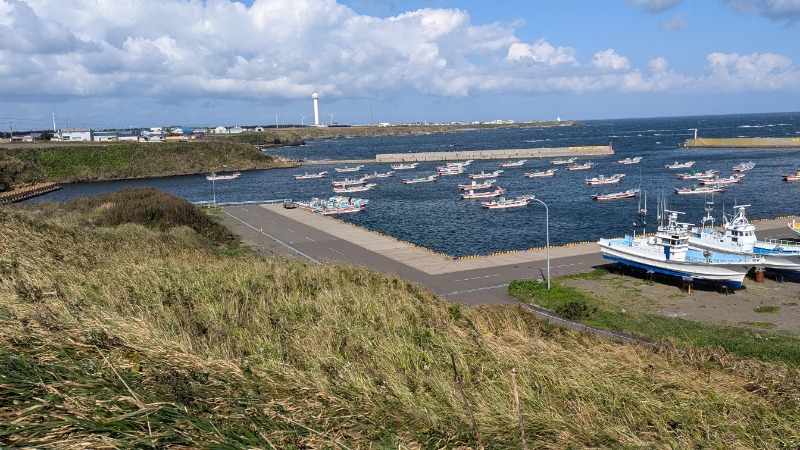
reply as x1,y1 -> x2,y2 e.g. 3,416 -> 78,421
1,191 -> 799,448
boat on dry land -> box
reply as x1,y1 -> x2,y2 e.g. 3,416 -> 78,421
294,196 -> 368,215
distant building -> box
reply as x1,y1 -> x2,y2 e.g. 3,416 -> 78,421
118,130 -> 142,141
229,126 -> 244,134
213,126 -> 228,134
59,128 -> 92,141
93,131 -> 118,142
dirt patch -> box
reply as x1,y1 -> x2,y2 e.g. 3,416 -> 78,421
563,266 -> 800,335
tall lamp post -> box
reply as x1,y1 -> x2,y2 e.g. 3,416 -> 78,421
531,197 -> 550,289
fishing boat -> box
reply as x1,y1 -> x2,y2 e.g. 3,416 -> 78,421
500,159 -> 526,167
665,161 -> 695,169
550,157 -> 576,165
458,179 -> 497,190
597,208 -> 763,288
391,162 -> 419,170
688,203 -> 800,273
524,169 -> 557,178
332,177 -> 367,186
585,174 -> 625,185
675,185 -> 725,195
676,169 -> 718,180
733,161 -> 756,172
364,170 -> 395,179
592,189 -> 639,201
698,174 -> 744,185
334,165 -> 364,173
565,161 -> 594,171
461,187 -> 505,199
469,170 -> 504,179
782,169 -> 800,181
206,171 -> 241,181
447,160 -> 474,168
294,196 -> 368,215
481,195 -> 534,209
402,174 -> 438,184
333,183 -> 376,194
617,156 -> 643,165
437,166 -> 465,176
293,171 -> 327,180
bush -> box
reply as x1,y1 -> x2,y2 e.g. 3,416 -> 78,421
555,300 -> 597,321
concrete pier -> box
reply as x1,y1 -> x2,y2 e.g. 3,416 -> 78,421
375,145 -> 612,162
683,137 -> 800,148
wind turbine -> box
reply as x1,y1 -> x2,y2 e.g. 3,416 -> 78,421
301,115 -> 305,126
329,113 -> 334,126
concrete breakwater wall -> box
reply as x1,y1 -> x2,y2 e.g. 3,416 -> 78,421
375,145 -> 613,162
683,137 -> 800,148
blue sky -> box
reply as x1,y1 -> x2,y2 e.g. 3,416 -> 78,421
2,0 -> 800,130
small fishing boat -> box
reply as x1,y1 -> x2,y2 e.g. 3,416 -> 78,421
481,195 -> 534,209
437,166 -> 465,176
461,187 -> 505,199
206,171 -> 241,181
674,184 -> 725,195
585,174 -> 625,185
333,183 -> 376,194
458,179 -> 497,190
364,171 -> 395,179
402,174 -> 438,184
617,156 -> 643,165
500,159 -> 526,167
565,162 -> 594,171
550,157 -> 576,165
782,169 -> 800,181
524,168 -> 557,178
332,177 -> 367,187
391,162 -> 419,170
294,196 -> 368,215
665,161 -> 695,169
733,161 -> 756,172
592,189 -> 639,201
676,169 -> 718,180
698,174 -> 744,185
469,170 -> 504,179
447,160 -> 474,168
293,171 -> 327,180
334,165 -> 364,173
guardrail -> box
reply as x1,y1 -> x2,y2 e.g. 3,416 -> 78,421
193,199 -> 288,207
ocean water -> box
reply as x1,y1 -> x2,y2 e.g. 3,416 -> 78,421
32,112 -> 800,257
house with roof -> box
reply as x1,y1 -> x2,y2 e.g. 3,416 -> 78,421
58,128 -> 92,141
118,130 -> 142,141
93,131 -> 118,142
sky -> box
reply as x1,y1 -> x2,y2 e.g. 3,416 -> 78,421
2,0 -> 800,130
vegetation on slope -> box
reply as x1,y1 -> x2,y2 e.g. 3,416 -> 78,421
1,190 -> 799,448
0,140 -> 291,187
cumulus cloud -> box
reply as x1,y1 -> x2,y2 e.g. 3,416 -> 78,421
660,13 -> 687,31
626,0 -> 682,14
592,49 -> 630,71
505,39 -> 578,66
703,51 -> 800,90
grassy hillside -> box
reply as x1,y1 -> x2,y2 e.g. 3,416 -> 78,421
1,189 -> 799,448
0,140 -> 292,187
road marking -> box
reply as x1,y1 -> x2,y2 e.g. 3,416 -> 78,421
220,210 -> 318,264
286,228 -> 295,233
253,213 -> 260,217
452,274 -> 500,282
441,284 -> 509,296
329,248 -> 346,256
305,236 -> 315,241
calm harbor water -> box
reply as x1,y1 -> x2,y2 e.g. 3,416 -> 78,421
33,112 -> 800,257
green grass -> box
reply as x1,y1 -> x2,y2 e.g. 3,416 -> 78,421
755,306 -> 780,313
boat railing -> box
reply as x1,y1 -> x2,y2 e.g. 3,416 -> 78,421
685,249 -> 761,264
760,237 -> 800,247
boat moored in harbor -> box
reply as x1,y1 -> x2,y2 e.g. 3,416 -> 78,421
665,161 -> 695,169
617,156 -> 643,165
524,169 -> 557,178
294,171 -> 328,180
364,171 -> 395,179
698,174 -> 744,185
206,171 -> 241,181
585,174 -> 625,185
332,177 -> 367,186
782,169 -> 800,181
675,185 -> 725,195
550,157 -> 576,165
461,187 -> 505,199
402,174 -> 438,184
458,179 -> 497,190
391,162 -> 419,170
565,161 -> 594,171
333,183 -> 376,194
480,195 -> 534,209
733,161 -> 756,172
469,170 -> 504,179
676,169 -> 718,180
334,165 -> 364,173
592,189 -> 639,201
500,159 -> 526,167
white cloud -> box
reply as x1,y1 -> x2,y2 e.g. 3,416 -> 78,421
505,39 -> 578,66
660,13 -> 687,31
724,0 -> 800,23
626,0 -> 682,14
703,52 -> 800,90
592,49 -> 630,71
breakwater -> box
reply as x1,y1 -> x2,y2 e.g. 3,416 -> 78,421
0,182 -> 62,204
375,145 -> 612,162
682,137 -> 800,148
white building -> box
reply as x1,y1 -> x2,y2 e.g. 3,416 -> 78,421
59,128 -> 92,141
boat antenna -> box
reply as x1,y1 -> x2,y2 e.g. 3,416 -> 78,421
702,193 -> 715,228
634,190 -> 647,233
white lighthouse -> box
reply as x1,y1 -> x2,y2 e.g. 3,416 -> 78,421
312,92 -> 320,126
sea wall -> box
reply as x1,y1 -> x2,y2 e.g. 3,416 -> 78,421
683,137 -> 800,148
374,145 -> 612,162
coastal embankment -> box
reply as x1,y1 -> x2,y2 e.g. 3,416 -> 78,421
682,137 -> 800,148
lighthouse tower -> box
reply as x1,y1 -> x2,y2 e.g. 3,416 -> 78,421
312,92 -> 320,126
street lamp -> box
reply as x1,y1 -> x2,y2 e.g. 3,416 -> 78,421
531,197 -> 550,289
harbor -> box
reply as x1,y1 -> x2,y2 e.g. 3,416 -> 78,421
682,137 -> 800,148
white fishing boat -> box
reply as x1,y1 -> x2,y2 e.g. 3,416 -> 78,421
698,174 -> 744,185
481,195 -> 534,209
592,189 -> 639,201
733,161 -> 756,172
402,174 -> 438,184
598,209 -> 762,288
364,170 -> 395,179
206,171 -> 241,181
334,165 -> 364,173
550,157 -> 576,165
333,183 -> 376,194
665,161 -> 695,169
461,187 -> 505,199
524,169 -> 557,178
293,171 -> 327,180
676,169 -> 718,180
500,159 -> 526,167
294,196 -> 368,215
391,162 -> 419,170
674,185 -> 725,195
447,160 -> 474,168
585,174 -> 625,185
782,169 -> 800,181
437,166 -> 465,176
331,176 -> 367,186
458,179 -> 497,190
565,161 -> 594,171
689,203 -> 800,273
469,170 -> 504,179
617,156 -> 643,165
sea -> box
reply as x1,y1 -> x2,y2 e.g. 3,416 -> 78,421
31,112 -> 800,257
